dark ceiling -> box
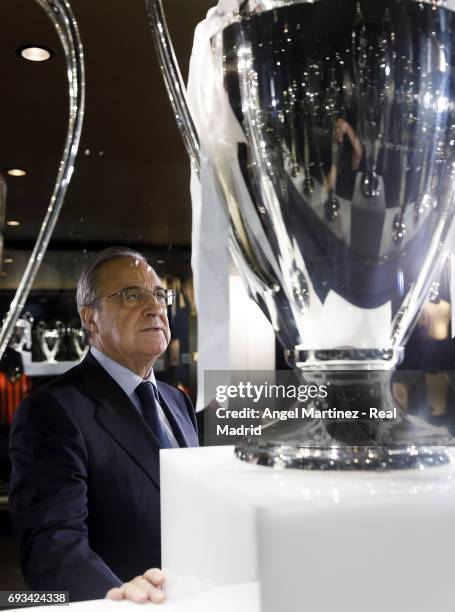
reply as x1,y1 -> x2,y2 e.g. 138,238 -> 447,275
0,0 -> 213,250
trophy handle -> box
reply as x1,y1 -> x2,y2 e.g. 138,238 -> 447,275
145,0 -> 201,176
0,0 -> 85,360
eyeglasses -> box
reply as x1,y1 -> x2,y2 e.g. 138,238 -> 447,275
90,286 -> 176,308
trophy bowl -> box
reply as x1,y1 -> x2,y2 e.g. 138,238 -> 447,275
149,0 -> 455,469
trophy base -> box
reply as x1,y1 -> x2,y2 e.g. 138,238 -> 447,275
235,366 -> 455,471
285,348 -> 404,370
235,442 -> 454,471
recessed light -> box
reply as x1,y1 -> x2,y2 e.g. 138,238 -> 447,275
156,259 -> 165,264
3,258 -> 14,264
7,168 -> 27,177
6,220 -> 20,227
17,46 -> 53,62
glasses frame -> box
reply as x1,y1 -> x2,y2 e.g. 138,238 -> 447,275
89,286 -> 176,308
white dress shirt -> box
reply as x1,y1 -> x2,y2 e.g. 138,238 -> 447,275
90,346 -> 179,447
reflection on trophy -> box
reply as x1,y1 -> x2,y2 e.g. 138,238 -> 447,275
151,0 -> 455,469
36,321 -> 65,364
67,326 -> 89,360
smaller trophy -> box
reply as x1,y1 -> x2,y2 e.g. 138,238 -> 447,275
36,321 -> 65,363
67,326 -> 89,360
8,311 -> 34,353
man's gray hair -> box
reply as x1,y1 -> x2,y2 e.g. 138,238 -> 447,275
76,246 -> 148,338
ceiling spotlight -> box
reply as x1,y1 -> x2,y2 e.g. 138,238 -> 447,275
17,46 -> 53,62
6,220 -> 20,227
3,258 -> 14,264
7,168 -> 27,177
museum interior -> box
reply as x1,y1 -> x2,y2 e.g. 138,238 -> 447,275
1,1 -> 455,611
0,0 -> 215,598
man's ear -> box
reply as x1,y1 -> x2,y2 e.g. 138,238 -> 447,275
80,306 -> 96,335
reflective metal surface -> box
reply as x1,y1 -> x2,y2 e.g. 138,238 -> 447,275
8,312 -> 33,354
229,0 -> 455,20
36,321 -> 65,364
211,0 -> 455,367
68,326 -> 89,360
152,0 -> 455,468
145,0 -> 201,176
235,443 -> 454,470
0,0 -> 85,360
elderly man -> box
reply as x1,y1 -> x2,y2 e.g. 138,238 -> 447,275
9,247 -> 199,603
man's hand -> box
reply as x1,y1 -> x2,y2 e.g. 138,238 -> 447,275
106,568 -> 165,604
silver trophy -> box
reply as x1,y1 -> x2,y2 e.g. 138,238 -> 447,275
67,326 -> 89,360
148,0 -> 455,469
36,321 -> 65,364
0,0 -> 84,362
8,311 -> 34,353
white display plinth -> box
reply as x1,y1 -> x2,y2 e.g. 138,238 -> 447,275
11,583 -> 258,612
161,445 -> 455,612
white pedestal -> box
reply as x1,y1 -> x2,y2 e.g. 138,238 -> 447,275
161,446 -> 455,612
21,351 -> 81,376
11,584 -> 258,612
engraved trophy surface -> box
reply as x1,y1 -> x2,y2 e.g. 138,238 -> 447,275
148,0 -> 455,469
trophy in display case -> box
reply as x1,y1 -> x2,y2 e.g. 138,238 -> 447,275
36,321 -> 66,364
8,312 -> 34,354
67,325 -> 89,360
148,0 -> 455,470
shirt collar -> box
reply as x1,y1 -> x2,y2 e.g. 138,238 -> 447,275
90,346 -> 157,397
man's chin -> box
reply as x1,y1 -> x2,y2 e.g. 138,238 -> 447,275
137,344 -> 168,362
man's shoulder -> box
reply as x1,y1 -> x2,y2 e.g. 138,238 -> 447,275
10,361 -> 94,435
157,380 -> 188,402
27,358 -> 88,398
17,357 -> 100,420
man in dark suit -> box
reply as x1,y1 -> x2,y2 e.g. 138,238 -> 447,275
9,247 -> 199,604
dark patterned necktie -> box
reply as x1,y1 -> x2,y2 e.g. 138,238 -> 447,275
135,381 -> 172,448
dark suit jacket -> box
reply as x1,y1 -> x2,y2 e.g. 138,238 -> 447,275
8,352 -> 199,601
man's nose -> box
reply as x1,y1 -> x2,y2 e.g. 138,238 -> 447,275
142,292 -> 164,315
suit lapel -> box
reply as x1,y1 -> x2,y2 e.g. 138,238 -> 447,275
158,383 -> 199,448
80,353 -> 161,489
